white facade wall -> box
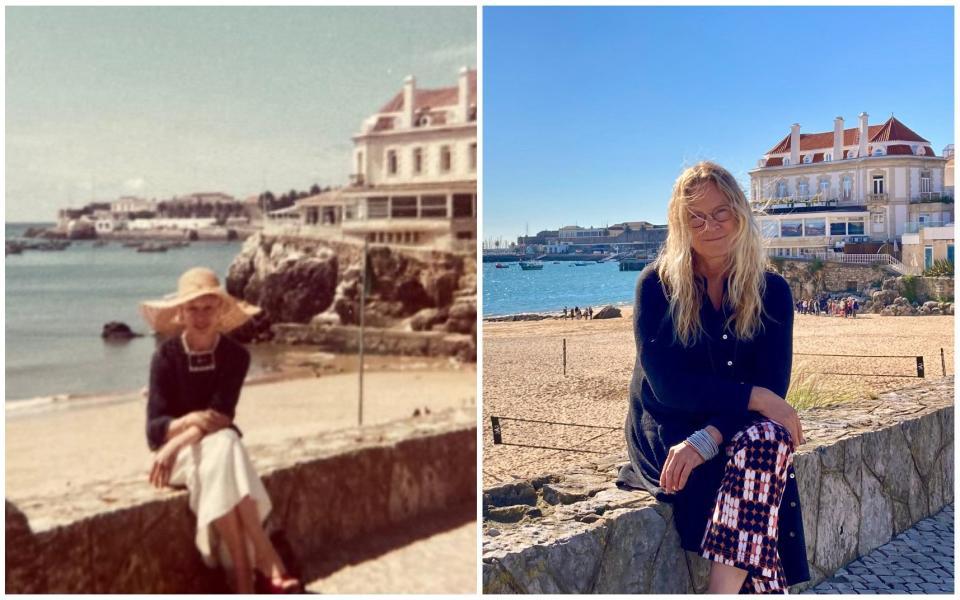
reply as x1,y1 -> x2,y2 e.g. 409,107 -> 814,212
895,168 -> 907,198
128,218 -> 217,230
357,128 -> 477,186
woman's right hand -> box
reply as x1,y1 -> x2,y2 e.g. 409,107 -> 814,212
748,386 -> 806,447
184,409 -> 231,433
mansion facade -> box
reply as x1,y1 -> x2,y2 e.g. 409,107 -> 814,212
749,113 -> 952,271
273,68 -> 477,250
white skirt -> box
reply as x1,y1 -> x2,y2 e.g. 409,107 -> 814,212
169,428 -> 273,569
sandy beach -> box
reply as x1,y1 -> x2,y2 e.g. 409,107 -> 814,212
482,309 -> 954,487
6,363 -> 476,503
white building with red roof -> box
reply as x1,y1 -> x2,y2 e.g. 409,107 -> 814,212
748,113 -> 952,270
279,67 -> 477,249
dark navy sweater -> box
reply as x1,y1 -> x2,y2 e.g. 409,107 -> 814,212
619,264 -> 810,586
145,335 -> 250,451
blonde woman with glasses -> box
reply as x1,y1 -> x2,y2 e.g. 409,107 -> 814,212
618,162 -> 810,594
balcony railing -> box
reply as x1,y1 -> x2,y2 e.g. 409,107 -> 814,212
866,193 -> 888,203
809,252 -> 908,274
903,221 -> 954,234
751,193 -> 841,210
910,193 -> 954,204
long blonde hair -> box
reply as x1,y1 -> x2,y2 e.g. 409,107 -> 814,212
654,161 -> 768,346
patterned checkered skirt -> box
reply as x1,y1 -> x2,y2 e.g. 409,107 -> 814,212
700,420 -> 796,594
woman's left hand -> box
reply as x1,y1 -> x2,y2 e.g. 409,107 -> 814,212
149,441 -> 180,488
659,441 -> 705,493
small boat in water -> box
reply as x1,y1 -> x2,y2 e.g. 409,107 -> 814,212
519,260 -> 544,270
137,242 -> 168,253
574,261 -> 593,266
495,263 -> 510,269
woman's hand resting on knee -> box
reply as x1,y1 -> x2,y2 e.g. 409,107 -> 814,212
748,386 -> 806,446
185,409 -> 231,434
660,441 -> 705,493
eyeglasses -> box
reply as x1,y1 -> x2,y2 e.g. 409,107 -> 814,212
687,206 -> 734,230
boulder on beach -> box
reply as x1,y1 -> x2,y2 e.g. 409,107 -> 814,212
593,305 -> 622,320
101,321 -> 142,340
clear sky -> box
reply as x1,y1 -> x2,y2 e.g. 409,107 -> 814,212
483,6 -> 955,245
6,6 -> 476,222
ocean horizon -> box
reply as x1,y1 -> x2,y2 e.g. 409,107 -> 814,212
5,222 -> 252,402
482,260 -> 642,317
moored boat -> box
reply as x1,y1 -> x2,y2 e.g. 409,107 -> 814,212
519,260 -> 544,270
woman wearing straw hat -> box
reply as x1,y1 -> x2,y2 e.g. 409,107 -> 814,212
618,162 -> 810,593
141,267 -> 301,594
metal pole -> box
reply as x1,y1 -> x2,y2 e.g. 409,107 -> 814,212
563,338 -> 567,376
942,348 -> 947,376
359,239 -> 367,426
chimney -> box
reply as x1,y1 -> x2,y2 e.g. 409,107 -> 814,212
833,116 -> 844,160
403,75 -> 416,128
858,112 -> 869,157
458,66 -> 470,123
790,123 -> 800,165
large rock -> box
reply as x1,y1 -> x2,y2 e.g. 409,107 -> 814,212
101,321 -> 142,340
872,289 -> 896,307
259,256 -> 338,323
6,501 -> 45,593
593,305 -> 622,319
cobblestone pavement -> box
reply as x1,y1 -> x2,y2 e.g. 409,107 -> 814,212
806,504 -> 954,594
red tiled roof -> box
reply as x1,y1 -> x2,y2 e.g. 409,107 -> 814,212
812,152 -> 824,163
870,116 -> 929,143
764,116 -> 929,155
371,116 -> 395,132
886,144 -> 914,155
764,157 -> 784,167
923,146 -> 936,157
379,69 -> 478,113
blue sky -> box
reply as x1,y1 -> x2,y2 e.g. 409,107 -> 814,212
483,6 -> 955,245
6,6 -> 475,222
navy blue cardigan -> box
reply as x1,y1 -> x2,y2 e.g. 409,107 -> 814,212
618,265 -> 810,586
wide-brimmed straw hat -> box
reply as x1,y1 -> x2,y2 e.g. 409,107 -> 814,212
140,267 -> 260,335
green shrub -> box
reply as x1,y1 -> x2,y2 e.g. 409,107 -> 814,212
923,259 -> 954,277
770,256 -> 786,273
901,275 -> 920,304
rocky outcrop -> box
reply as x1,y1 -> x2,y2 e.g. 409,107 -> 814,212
226,234 -> 476,356
482,378 -> 953,594
6,408 -> 476,593
100,322 -> 142,340
593,305 -> 622,319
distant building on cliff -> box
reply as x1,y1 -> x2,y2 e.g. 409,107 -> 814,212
749,113 -> 953,272
276,67 -> 477,250
517,221 -> 668,256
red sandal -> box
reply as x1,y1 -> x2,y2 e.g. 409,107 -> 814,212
254,571 -> 303,594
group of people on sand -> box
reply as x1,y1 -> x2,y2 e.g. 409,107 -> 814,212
562,305 -> 593,319
795,296 -> 859,318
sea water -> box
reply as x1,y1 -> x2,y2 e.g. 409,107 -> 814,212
482,260 -> 642,317
5,223 -> 248,402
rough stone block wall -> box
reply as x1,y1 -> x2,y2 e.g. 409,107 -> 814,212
482,379 -> 953,593
6,409 -> 476,594
272,323 -> 476,361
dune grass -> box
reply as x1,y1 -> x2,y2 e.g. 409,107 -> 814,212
786,366 -> 862,411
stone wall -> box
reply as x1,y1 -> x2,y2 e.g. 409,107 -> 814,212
6,408 -> 476,594
482,379 -> 953,594
776,259 -> 884,298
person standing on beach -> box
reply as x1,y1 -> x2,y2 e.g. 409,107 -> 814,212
141,267 -> 301,594
618,162 -> 808,594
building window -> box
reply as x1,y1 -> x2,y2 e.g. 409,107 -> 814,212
440,146 -> 452,172
842,175 -> 853,200
948,244 -> 954,264
391,196 -> 417,218
760,220 -> 779,238
872,175 -> 884,195
847,149 -> 857,159
387,150 -> 398,176
819,179 -> 830,197
367,197 -> 388,219
925,246 -> 934,270
776,181 -> 788,198
452,194 -> 473,218
469,143 -> 477,171
413,148 -> 423,175
830,221 -> 847,236
912,145 -> 920,155
781,219 -> 802,237
872,147 -> 885,157
871,210 -> 885,224
420,195 -> 447,218
802,155 -> 812,164
848,218 -> 865,235
797,181 -> 809,198
920,171 -> 932,194
824,153 -> 832,162
804,218 -> 825,236
783,157 -> 791,166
